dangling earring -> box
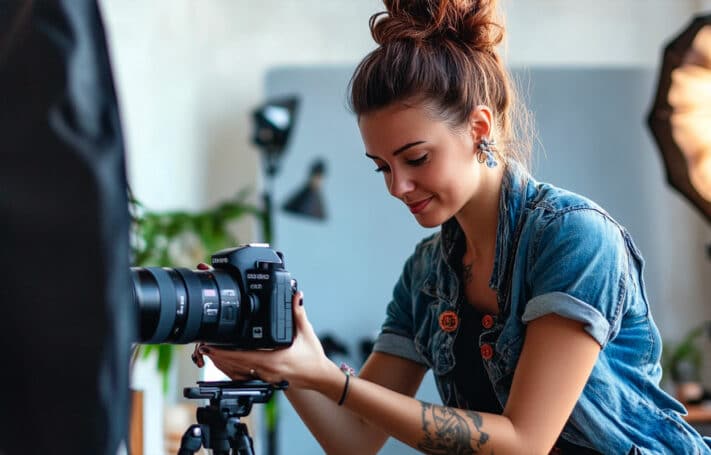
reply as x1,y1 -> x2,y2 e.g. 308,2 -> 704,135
477,137 -> 498,168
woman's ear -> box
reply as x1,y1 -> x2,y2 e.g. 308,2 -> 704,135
468,105 -> 493,141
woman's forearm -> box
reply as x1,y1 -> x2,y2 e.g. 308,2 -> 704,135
316,372 -> 525,455
284,361 -> 390,455
287,358 -> 526,454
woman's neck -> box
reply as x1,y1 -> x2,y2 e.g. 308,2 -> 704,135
455,166 -> 504,263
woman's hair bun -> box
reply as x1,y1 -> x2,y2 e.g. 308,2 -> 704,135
370,0 -> 503,53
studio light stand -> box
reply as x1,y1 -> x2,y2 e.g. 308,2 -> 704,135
251,95 -> 328,455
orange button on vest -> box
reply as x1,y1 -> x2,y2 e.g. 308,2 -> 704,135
481,343 -> 494,360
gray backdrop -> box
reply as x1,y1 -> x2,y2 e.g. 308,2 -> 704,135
264,66 -> 710,454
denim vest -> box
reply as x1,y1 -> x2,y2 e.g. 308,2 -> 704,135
373,163 -> 711,454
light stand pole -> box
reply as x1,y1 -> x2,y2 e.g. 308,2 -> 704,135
252,96 -> 299,455
260,172 -> 278,455
252,96 -> 328,455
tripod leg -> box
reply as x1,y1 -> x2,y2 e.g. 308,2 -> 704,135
234,426 -> 254,455
177,424 -> 205,455
225,419 -> 254,455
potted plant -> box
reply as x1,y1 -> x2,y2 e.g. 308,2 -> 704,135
663,321 -> 711,403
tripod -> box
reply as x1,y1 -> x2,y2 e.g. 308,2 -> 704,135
177,380 -> 287,455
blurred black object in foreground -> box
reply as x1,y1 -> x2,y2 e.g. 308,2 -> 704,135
0,1 -> 133,453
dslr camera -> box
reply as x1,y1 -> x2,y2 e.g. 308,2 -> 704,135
130,243 -> 296,348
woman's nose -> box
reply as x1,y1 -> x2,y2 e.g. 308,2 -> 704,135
388,170 -> 415,199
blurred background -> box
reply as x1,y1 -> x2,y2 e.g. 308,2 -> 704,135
96,1 -> 711,453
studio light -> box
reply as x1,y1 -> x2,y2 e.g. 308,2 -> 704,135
282,159 -> 327,220
648,13 -> 711,223
252,96 -> 300,178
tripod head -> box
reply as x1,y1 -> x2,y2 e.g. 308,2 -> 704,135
178,380 -> 288,455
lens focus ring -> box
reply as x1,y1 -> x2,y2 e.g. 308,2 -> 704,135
143,267 -> 177,344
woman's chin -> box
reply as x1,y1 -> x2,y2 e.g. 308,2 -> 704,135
413,212 -> 447,229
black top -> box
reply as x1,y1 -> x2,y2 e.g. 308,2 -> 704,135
452,302 -> 503,414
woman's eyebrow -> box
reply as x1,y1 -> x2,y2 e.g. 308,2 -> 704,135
365,140 -> 426,159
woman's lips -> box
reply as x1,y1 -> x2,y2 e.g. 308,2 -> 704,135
407,196 -> 433,214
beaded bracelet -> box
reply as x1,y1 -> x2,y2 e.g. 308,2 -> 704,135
337,362 -> 356,406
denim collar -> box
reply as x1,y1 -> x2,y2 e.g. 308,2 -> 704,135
490,161 -> 532,296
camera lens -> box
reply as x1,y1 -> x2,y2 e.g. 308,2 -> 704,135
130,267 -> 242,344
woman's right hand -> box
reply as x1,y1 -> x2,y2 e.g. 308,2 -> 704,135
191,289 -> 333,390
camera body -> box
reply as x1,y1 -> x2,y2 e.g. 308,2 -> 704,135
131,243 -> 296,348
210,244 -> 295,348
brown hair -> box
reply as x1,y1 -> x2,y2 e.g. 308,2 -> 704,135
348,0 -> 531,167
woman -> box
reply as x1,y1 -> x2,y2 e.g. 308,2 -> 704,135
193,1 -> 711,453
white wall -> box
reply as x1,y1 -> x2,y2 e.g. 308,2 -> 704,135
99,1 -> 711,453
101,0 -> 381,216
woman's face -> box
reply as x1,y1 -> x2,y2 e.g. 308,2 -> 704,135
358,102 -> 486,228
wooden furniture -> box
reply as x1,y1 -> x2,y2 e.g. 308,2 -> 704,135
683,403 -> 711,437
130,390 -> 143,455
684,403 -> 711,424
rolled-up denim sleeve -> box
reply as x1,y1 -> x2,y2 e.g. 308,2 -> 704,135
372,253 -> 429,366
522,209 -> 629,348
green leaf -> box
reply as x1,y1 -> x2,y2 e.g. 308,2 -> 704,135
264,397 -> 279,430
157,344 -> 174,393
141,344 -> 155,359
664,322 -> 708,382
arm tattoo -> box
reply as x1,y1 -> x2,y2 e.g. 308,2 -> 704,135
417,402 -> 490,454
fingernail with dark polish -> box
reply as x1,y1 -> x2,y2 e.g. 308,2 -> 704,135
191,353 -> 198,364
299,298 -> 303,306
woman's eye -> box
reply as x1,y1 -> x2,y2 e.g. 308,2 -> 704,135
374,154 -> 427,172
407,154 -> 428,166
